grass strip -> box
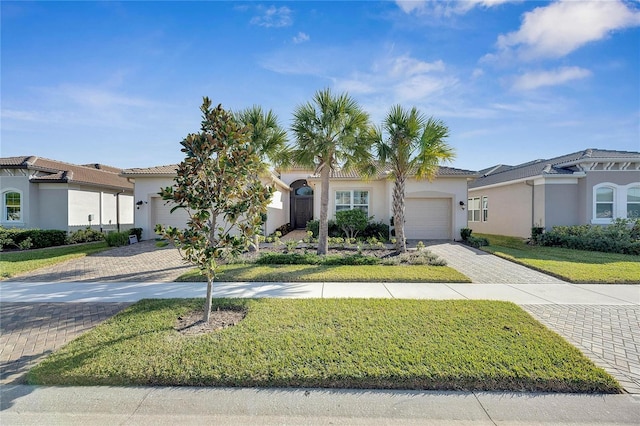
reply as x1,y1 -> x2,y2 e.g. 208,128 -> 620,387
27,298 -> 620,393
476,234 -> 640,284
0,242 -> 110,279
176,264 -> 471,283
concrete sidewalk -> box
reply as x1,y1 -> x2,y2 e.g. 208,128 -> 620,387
1,280 -> 638,304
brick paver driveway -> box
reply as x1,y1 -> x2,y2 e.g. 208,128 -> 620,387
1,241 -> 191,383
9,240 -> 192,283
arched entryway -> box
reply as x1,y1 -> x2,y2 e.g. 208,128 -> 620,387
290,179 -> 314,229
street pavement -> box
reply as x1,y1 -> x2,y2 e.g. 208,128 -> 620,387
1,240 -> 639,424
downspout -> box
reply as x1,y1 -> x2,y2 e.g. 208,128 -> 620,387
525,180 -> 534,229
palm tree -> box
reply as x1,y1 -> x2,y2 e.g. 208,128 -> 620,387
235,105 -> 289,168
291,88 -> 373,255
374,105 -> 455,253
236,106 -> 289,251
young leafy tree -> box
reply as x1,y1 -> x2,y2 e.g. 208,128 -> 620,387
374,105 -> 455,253
291,88 -> 374,255
156,98 -> 273,322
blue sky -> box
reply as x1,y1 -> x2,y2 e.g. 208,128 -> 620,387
2,1 -> 639,171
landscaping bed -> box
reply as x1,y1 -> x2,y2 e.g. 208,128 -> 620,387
27,298 -> 621,393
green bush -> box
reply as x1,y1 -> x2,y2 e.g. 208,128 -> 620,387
0,227 -> 67,250
305,219 -> 340,238
460,228 -> 472,241
539,219 -> 640,255
466,235 -> 489,249
105,231 -> 130,247
335,209 -> 369,240
256,252 -> 380,266
363,221 -> 390,241
129,228 -> 143,241
69,228 -> 105,244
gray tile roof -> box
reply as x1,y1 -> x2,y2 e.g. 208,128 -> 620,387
470,149 -> 640,189
0,156 -> 133,190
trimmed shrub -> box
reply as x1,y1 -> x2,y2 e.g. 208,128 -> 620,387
69,228 -> 105,244
105,231 -> 130,247
129,228 -> 143,241
0,227 -> 67,250
363,221 -> 390,241
460,228 -> 472,241
305,219 -> 340,238
335,209 -> 369,240
466,236 -> 489,249
538,219 -> 640,255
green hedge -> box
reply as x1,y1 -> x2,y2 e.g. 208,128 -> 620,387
105,231 -> 130,247
0,227 -> 67,250
537,219 -> 640,255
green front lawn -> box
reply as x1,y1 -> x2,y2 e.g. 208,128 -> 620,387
477,234 -> 640,284
177,263 -> 470,283
0,242 -> 110,279
27,298 -> 620,392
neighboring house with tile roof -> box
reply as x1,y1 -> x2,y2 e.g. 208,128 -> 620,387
122,163 -> 476,241
467,149 -> 640,238
0,156 -> 134,233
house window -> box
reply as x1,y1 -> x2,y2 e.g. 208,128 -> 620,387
628,187 -> 640,219
4,191 -> 22,221
595,187 -> 614,219
467,197 -> 480,222
482,196 -> 488,222
335,190 -> 369,216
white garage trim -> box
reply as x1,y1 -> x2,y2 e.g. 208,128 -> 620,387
404,198 -> 452,240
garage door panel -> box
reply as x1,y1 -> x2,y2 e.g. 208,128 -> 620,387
152,198 -> 190,232
404,198 -> 451,240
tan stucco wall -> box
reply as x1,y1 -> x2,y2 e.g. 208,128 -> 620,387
133,175 -> 289,240
544,183 -> 579,228
468,182 -> 533,238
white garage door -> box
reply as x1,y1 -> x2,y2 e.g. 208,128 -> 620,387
151,198 -> 190,232
404,198 -> 451,240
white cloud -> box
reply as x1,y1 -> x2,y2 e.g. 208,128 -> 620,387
293,32 -> 309,44
512,66 -> 592,91
395,0 -> 517,16
497,0 -> 640,60
250,6 -> 292,28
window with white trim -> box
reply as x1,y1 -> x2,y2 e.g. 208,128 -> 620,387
628,186 -> 640,219
3,191 -> 22,222
468,197 -> 480,222
482,196 -> 488,222
335,190 -> 369,216
595,187 -> 614,219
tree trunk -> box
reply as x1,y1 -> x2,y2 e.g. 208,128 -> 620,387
393,174 -> 407,253
317,164 -> 330,255
203,274 -> 213,322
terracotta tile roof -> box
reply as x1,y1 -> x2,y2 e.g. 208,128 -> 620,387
120,164 -> 179,176
0,156 -> 133,191
470,149 -> 640,189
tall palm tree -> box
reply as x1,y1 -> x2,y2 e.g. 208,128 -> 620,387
235,105 -> 289,168
291,88 -> 373,255
374,105 -> 455,253
236,106 -> 289,251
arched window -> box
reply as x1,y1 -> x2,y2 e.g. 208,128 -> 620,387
295,186 -> 313,196
628,186 -> 640,219
3,191 -> 22,222
595,187 -> 614,219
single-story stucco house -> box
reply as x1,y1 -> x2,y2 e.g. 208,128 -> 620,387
467,149 -> 640,238
120,165 -> 291,241
122,163 -> 476,241
0,156 -> 134,233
